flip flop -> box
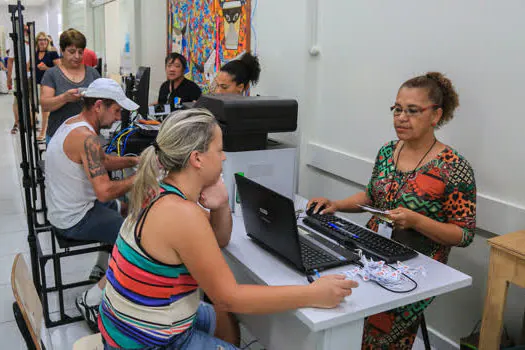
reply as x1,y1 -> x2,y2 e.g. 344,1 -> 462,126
10,124 -> 18,134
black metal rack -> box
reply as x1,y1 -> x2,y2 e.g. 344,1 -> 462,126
9,1 -> 112,329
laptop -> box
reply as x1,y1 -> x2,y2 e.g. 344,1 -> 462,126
234,174 -> 359,274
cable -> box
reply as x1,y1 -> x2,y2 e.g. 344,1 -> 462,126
116,129 -> 133,156
106,126 -> 134,154
295,215 -> 417,293
241,340 -> 263,350
345,261 -> 417,294
372,263 -> 418,294
121,128 -> 138,156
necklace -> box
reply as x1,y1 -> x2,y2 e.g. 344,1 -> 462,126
385,138 -> 438,210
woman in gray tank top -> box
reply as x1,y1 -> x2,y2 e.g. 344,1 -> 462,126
41,28 -> 100,142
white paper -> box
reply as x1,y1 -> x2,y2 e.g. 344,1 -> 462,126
377,222 -> 393,239
358,204 -> 389,215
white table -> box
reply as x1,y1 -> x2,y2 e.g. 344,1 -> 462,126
223,196 -> 472,350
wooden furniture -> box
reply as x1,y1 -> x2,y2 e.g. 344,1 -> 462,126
11,253 -> 46,350
479,231 -> 525,349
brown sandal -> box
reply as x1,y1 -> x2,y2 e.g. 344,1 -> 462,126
10,124 -> 18,134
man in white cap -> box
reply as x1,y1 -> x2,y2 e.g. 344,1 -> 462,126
45,78 -> 139,331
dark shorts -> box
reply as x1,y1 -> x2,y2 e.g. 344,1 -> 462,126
57,200 -> 123,245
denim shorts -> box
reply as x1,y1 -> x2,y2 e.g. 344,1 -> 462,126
103,302 -> 238,350
57,200 -> 123,245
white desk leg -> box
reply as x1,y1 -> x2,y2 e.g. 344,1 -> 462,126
317,318 -> 364,350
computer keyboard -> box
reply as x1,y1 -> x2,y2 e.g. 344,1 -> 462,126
303,213 -> 418,263
299,240 -> 339,267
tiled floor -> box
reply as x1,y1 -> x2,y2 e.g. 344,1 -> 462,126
0,93 -> 432,349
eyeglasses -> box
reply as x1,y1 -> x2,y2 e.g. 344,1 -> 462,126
390,104 -> 439,117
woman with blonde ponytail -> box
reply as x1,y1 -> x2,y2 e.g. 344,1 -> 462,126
98,109 -> 358,350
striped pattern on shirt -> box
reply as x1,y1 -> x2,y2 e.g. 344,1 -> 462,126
99,190 -> 199,348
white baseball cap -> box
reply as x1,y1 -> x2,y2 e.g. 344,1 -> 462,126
82,78 -> 139,111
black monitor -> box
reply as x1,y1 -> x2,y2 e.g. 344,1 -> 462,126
133,66 -> 150,118
95,58 -> 102,76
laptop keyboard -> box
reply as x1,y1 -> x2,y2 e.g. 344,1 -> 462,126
299,240 -> 338,267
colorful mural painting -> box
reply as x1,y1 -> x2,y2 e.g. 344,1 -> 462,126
167,0 -> 251,92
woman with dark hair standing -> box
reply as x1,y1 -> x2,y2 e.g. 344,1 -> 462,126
308,72 -> 477,349
157,53 -> 202,107
214,52 -> 260,95
40,28 -> 100,143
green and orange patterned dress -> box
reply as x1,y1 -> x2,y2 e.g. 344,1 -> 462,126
361,141 -> 476,349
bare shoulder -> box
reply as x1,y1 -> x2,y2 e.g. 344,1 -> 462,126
63,127 -> 98,164
148,195 -> 210,239
154,195 -> 206,221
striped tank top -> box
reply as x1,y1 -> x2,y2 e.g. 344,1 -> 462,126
98,183 -> 200,348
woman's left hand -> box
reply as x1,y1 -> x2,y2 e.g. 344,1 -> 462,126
37,62 -> 47,71
387,207 -> 421,230
199,177 -> 229,211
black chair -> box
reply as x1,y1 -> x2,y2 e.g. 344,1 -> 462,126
34,142 -> 113,328
38,226 -> 112,327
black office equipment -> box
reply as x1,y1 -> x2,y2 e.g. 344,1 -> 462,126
133,66 -> 150,118
235,175 -> 358,274
95,57 -> 102,75
120,73 -> 135,130
303,212 -> 418,263
194,94 -> 298,151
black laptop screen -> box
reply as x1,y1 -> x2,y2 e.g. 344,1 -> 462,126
234,175 -> 305,270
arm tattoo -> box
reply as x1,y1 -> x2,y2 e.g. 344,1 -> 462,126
84,135 -> 107,178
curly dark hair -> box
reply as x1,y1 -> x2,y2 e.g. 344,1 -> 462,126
400,72 -> 459,127
221,52 -> 261,88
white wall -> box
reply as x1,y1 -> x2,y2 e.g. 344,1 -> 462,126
0,3 -> 60,51
250,0 -> 525,347
104,1 -> 120,75
136,0 -> 166,104
102,0 -> 525,346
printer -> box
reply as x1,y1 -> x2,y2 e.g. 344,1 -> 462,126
195,94 -> 299,210
116,94 -> 299,208
194,94 -> 298,152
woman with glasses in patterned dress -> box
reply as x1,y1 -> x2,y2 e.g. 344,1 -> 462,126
308,72 -> 477,349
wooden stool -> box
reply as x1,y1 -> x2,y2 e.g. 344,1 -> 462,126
479,230 -> 525,349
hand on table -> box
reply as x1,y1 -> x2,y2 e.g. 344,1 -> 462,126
309,275 -> 359,308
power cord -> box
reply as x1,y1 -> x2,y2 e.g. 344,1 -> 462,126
373,264 -> 418,294
295,212 -> 418,293
295,209 -> 306,220
241,339 -> 265,350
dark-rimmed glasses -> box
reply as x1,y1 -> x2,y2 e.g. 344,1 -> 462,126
390,104 -> 439,117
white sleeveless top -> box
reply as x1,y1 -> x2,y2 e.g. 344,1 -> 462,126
45,117 -> 97,229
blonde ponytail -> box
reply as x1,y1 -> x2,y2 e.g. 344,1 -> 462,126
124,109 -> 218,230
